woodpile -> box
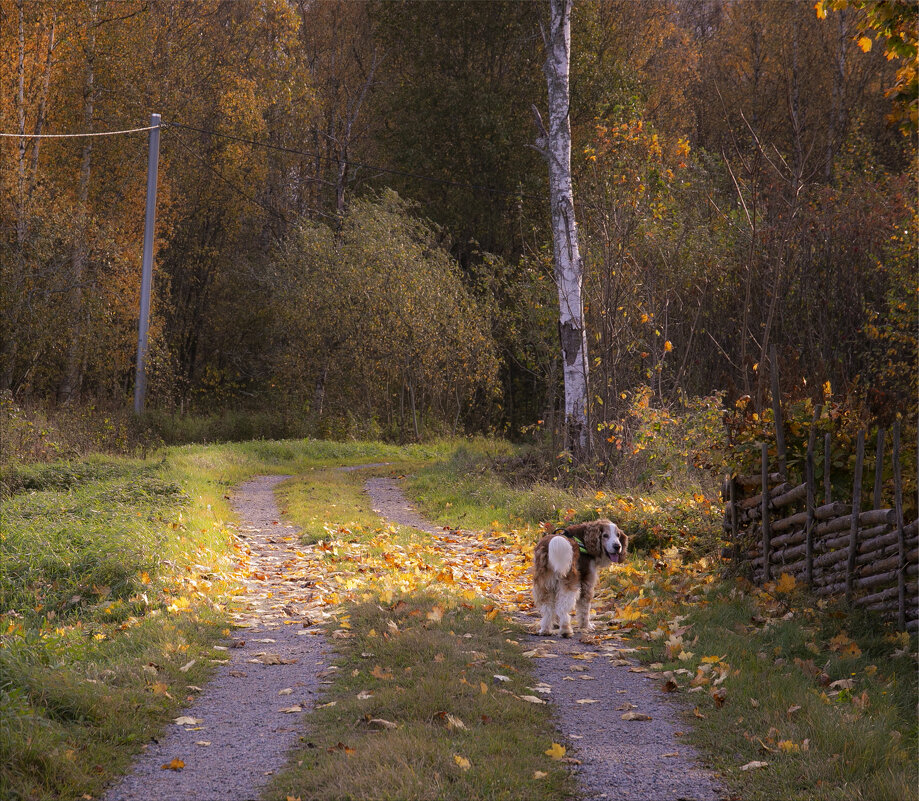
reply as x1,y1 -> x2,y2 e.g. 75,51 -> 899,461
724,418 -> 918,631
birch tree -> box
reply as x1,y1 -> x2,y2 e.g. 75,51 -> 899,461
534,0 -> 589,455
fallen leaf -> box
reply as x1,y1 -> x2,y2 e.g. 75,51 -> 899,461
575,699 -> 599,704
621,711 -> 652,721
711,687 -> 727,707
454,755 -> 471,771
161,758 -> 185,771
778,740 -> 800,753
178,660 -> 196,673
278,688 -> 293,696
661,678 -> 679,693
519,695 -> 547,704
367,718 -> 398,730
786,704 -> 802,716
356,690 -> 373,700
740,760 -> 768,771
775,573 -> 797,593
480,681 -> 488,695
371,665 -> 394,680
693,707 -> 706,719
173,716 -> 202,726
426,606 -> 444,622
446,714 -> 467,731
195,741 -> 211,747
493,674 -> 511,683
533,770 -> 548,779
280,705 -> 303,713
545,743 -> 567,760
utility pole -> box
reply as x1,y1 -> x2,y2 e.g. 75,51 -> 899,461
134,112 -> 161,414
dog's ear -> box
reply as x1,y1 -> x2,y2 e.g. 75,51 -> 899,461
581,520 -> 604,556
617,527 -> 629,557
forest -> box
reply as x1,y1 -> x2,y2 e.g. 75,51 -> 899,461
1,0 -> 916,450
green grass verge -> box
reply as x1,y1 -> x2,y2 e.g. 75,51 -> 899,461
265,594 -> 572,801
639,581 -> 918,801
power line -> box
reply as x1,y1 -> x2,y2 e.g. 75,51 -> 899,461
0,116 -> 545,206
164,120 -> 544,202
0,124 -> 158,138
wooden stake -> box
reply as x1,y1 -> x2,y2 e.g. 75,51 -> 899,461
729,475 -> 738,547
824,432 -> 832,504
805,412 -> 819,589
873,428 -> 886,509
893,421 -> 906,630
762,443 -> 772,582
769,345 -> 786,478
846,430 -> 865,602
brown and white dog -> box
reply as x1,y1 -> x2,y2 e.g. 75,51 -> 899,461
532,519 -> 627,637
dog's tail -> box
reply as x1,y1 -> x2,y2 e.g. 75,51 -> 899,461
547,535 -> 574,576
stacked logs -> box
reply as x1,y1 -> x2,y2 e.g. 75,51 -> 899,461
724,421 -> 919,631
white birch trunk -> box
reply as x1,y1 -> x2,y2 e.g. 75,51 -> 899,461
538,0 -> 589,454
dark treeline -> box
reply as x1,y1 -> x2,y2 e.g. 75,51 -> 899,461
1,0 -> 915,442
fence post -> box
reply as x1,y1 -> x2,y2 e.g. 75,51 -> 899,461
728,475 -> 738,546
892,421 -> 906,630
873,428 -> 886,509
761,443 -> 772,582
769,345 -> 787,478
824,432 -> 832,504
846,431 -> 865,603
805,407 -> 820,589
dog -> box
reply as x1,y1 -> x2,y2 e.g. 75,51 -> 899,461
532,518 -> 627,637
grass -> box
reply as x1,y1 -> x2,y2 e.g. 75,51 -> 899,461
638,580 -> 918,801
266,594 -> 572,801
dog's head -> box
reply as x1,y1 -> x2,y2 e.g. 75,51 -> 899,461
576,518 -> 628,565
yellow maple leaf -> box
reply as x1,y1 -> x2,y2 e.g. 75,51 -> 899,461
777,740 -> 800,753
426,605 -> 444,622
857,36 -> 872,52
454,755 -> 471,771
545,742 -> 566,760
700,655 -> 726,664
480,681 -> 489,695
161,758 -> 185,771
775,573 -> 797,594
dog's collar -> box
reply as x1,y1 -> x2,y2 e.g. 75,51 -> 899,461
551,527 -> 589,555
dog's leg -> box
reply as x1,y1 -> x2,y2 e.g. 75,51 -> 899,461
537,601 -> 556,635
576,567 -> 598,632
575,589 -> 595,631
533,583 -> 556,635
555,587 -> 579,638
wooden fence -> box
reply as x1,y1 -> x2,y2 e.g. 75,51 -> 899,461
722,363 -> 918,630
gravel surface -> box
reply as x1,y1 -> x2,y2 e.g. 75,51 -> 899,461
104,475 -> 326,801
365,475 -> 727,801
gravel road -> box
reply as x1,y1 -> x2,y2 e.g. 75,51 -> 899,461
104,475 -> 326,801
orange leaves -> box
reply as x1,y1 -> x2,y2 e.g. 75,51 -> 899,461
161,758 -> 185,771
828,632 -> 862,659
